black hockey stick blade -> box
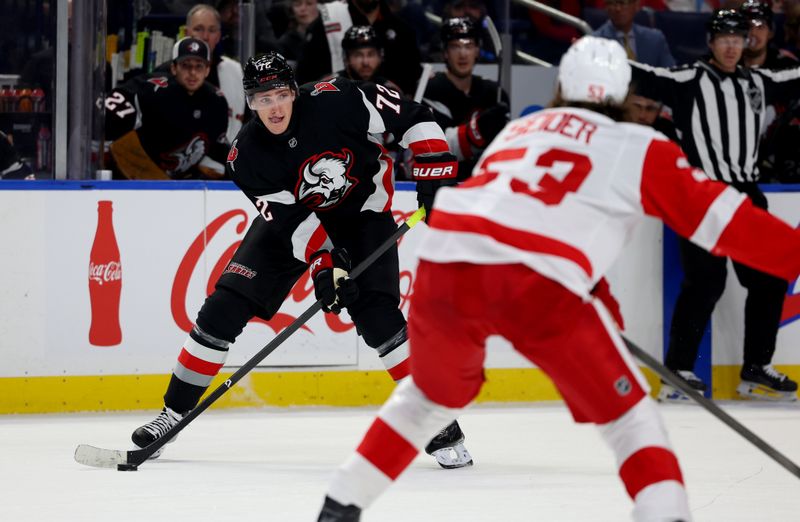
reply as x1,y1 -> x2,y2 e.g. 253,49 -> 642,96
624,336 -> 800,480
74,207 -> 427,470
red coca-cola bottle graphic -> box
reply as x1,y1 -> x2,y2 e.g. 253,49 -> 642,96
88,200 -> 122,346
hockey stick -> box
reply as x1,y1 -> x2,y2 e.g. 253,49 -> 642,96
482,16 -> 504,104
623,336 -> 800,479
414,63 -> 434,103
74,206 -> 428,471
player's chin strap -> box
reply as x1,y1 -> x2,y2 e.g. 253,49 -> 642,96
74,207 -> 428,471
624,335 -> 800,480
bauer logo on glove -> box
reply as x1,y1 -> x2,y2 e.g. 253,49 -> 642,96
411,164 -> 455,178
309,248 -> 359,314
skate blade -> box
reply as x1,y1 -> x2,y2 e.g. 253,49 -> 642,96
430,443 -> 474,469
737,383 -> 798,402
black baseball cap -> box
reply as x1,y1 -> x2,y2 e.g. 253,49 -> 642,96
172,37 -> 210,63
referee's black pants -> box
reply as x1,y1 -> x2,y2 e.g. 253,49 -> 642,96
665,186 -> 788,372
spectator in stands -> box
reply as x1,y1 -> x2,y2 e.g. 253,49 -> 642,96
741,0 -> 799,69
105,38 -> 229,180
183,4 -> 246,143
443,0 -> 488,20
334,25 -> 402,92
278,0 -> 320,67
422,17 -> 510,181
216,0 -> 279,55
784,3 -> 800,59
526,0 -> 582,64
296,0 -> 422,94
593,0 -> 676,66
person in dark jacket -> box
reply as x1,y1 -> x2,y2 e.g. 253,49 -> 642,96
296,0 -> 422,95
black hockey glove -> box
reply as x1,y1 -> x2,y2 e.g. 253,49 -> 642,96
411,152 -> 458,222
466,103 -> 510,148
309,248 -> 359,314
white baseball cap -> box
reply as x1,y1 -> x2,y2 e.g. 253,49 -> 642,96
558,36 -> 631,105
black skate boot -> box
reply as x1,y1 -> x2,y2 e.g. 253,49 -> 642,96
131,406 -> 184,459
657,370 -> 706,402
317,496 -> 361,522
424,420 -> 474,469
737,364 -> 798,401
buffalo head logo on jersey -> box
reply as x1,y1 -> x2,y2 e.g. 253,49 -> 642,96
296,149 -> 358,210
161,134 -> 208,178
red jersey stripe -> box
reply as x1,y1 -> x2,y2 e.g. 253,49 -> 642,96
431,210 -> 594,279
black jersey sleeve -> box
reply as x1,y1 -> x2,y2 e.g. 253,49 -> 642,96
354,81 -> 452,158
754,66 -> 800,105
630,61 -> 696,110
207,90 -> 231,165
104,84 -> 140,141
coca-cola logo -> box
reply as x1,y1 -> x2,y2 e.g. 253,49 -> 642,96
89,261 -> 122,285
170,209 -> 416,336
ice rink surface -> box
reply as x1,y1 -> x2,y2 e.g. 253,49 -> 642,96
2,401 -> 799,521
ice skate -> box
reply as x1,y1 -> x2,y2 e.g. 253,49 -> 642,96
424,420 -> 473,469
737,364 -> 798,402
657,370 -> 706,402
317,496 -> 361,522
131,406 -> 184,459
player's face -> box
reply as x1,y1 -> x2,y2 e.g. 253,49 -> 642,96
628,95 -> 661,126
251,87 -> 296,134
346,47 -> 381,81
186,9 -> 222,51
747,20 -> 771,53
292,0 -> 319,26
444,39 -> 479,79
171,58 -> 210,93
709,34 -> 745,72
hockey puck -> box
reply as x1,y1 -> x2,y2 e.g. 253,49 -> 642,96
117,463 -> 138,472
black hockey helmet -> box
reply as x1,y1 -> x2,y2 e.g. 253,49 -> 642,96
342,25 -> 382,53
739,1 -> 773,27
243,52 -> 298,96
707,9 -> 749,38
440,17 -> 481,45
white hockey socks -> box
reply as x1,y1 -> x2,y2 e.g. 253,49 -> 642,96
327,378 -> 462,508
598,397 -> 691,522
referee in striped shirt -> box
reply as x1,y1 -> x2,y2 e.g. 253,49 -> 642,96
631,9 -> 800,400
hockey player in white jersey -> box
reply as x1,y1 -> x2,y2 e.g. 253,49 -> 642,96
317,36 -> 800,521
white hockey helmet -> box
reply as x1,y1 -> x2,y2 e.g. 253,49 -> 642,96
558,36 -> 632,105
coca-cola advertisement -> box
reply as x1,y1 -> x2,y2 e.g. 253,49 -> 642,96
88,200 -> 122,346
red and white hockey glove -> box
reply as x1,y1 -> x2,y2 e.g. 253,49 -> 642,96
411,152 -> 458,221
591,277 -> 625,330
309,248 -> 359,314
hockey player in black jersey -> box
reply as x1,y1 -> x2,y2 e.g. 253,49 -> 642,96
334,25 -> 403,93
130,51 -> 473,469
422,17 -> 510,181
104,37 -> 229,180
